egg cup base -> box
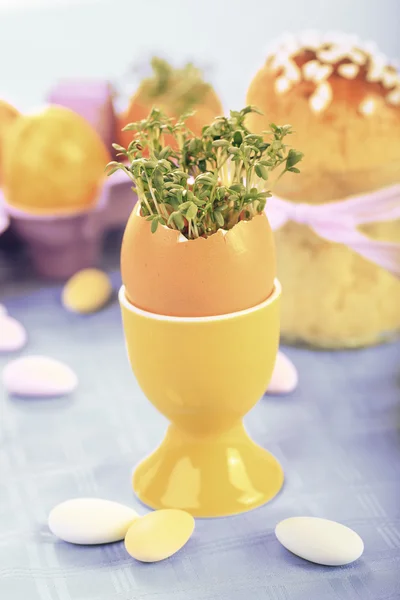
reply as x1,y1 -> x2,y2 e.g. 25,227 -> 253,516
132,421 -> 284,518
11,215 -> 102,280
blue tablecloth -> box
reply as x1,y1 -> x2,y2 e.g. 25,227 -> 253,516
1,272 -> 399,600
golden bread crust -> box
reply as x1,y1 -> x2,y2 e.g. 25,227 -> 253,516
246,33 -> 400,196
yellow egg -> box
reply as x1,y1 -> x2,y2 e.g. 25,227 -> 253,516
124,509 -> 194,563
2,105 -> 110,214
0,100 -> 19,185
62,269 -> 113,314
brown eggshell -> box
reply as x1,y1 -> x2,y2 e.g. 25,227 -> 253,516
121,208 -> 276,317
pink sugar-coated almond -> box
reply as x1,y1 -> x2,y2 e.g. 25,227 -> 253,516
0,315 -> 27,352
2,355 -> 77,397
0,202 -> 9,234
266,351 -> 298,395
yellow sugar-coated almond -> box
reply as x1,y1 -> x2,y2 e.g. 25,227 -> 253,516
62,269 -> 113,314
124,509 -> 195,563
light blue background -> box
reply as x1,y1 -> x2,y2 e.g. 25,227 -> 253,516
1,0 -> 399,112
1,272 -> 400,600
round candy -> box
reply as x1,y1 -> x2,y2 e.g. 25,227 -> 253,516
49,498 -> 139,545
62,269 -> 113,314
2,355 -> 77,397
124,509 -> 195,562
275,517 -> 364,566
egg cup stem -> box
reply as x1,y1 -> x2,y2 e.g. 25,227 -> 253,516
133,421 -> 284,518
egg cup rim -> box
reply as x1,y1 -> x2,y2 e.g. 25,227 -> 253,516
119,280 -> 281,323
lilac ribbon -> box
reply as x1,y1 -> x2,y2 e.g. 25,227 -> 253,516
267,185 -> 400,278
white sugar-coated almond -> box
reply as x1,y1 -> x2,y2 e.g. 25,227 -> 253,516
302,60 -> 320,80
386,88 -> 400,106
382,70 -> 399,89
317,48 -> 347,64
0,316 -> 27,352
0,304 -> 7,316
284,60 -> 301,82
49,498 -> 139,545
313,64 -> 333,82
270,52 -> 286,71
309,82 -> 332,113
2,355 -> 77,397
337,63 -> 360,79
302,61 -> 332,83
275,517 -> 364,566
348,49 -> 367,65
267,351 -> 298,395
367,53 -> 387,82
275,76 -> 292,94
371,51 -> 389,69
359,97 -> 378,116
271,55 -> 300,82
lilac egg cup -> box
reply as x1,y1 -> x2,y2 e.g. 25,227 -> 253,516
0,170 -> 136,280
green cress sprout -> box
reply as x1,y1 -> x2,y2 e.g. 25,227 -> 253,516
106,106 -> 303,240
133,56 -> 215,117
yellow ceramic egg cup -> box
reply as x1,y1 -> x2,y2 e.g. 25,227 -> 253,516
119,282 -> 283,518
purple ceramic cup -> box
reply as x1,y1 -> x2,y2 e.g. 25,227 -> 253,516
1,171 -> 137,281
9,208 -> 104,280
